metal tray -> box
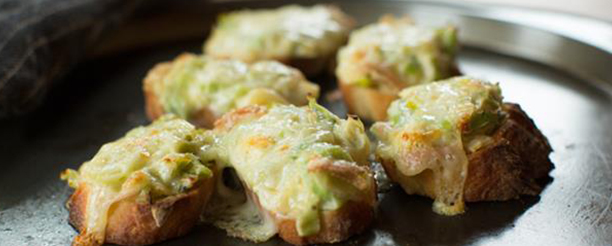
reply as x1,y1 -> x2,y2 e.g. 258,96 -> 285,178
1,0 -> 611,245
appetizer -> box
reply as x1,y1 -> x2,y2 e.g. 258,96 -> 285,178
204,5 -> 354,76
371,77 -> 553,215
60,116 -> 216,245
211,101 -> 376,244
143,53 -> 319,128
336,15 -> 460,121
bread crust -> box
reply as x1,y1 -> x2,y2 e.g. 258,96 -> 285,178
339,81 -> 398,122
241,184 -> 375,245
142,53 -> 217,128
274,200 -> 375,245
142,62 -> 169,123
380,103 -> 553,203
67,177 -> 214,245
462,103 -> 553,201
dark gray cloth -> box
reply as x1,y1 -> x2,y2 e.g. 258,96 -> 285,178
0,0 -> 144,117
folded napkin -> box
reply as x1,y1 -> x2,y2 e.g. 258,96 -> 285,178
0,0 -> 144,118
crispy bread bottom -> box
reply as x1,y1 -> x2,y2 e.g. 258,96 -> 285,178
240,184 -> 375,245
67,177 -> 214,245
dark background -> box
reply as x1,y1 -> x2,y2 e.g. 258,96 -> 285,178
0,1 -> 611,245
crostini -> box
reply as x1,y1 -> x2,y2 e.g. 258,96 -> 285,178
371,77 -> 553,215
211,101 -> 377,245
60,115 -> 216,245
204,5 -> 354,76
143,53 -> 319,128
336,15 -> 460,121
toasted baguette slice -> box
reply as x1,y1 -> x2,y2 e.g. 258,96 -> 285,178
143,53 -> 320,128
67,178 -> 214,246
61,116 -> 217,245
204,5 -> 354,77
380,103 -> 553,203
372,77 -> 553,215
335,15 -> 460,121
212,103 -> 376,245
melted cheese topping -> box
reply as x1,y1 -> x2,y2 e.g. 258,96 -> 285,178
371,77 -> 504,215
157,54 -> 319,121
205,5 -> 353,61
60,116 -> 214,244
215,102 -> 374,236
336,16 -> 458,93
